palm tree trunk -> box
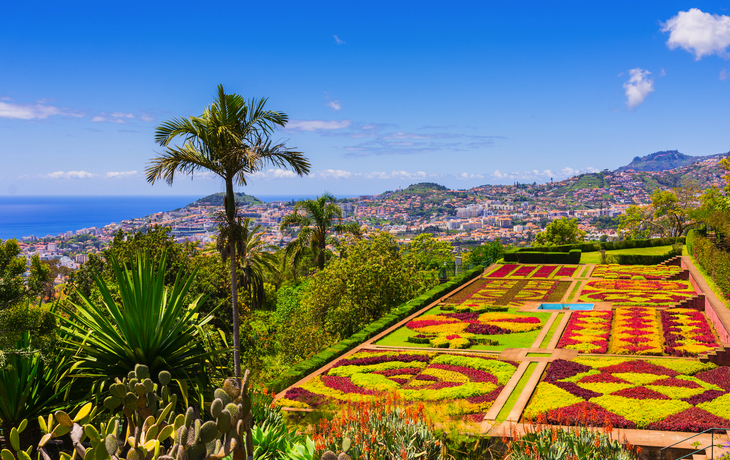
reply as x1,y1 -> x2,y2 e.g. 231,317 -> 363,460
226,180 -> 241,378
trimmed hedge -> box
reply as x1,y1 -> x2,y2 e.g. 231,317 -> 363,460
523,237 -> 685,254
267,266 -> 485,393
687,230 -> 730,301
515,249 -> 581,264
607,244 -> 683,265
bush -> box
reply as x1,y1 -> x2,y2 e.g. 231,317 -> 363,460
516,249 -> 581,264
690,232 -> 730,301
608,244 -> 683,265
526,237 -> 685,254
268,267 -> 484,393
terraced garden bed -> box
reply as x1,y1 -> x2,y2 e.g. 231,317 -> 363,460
444,278 -> 570,307
485,264 -> 579,279
591,264 -> 683,280
578,279 -> 697,306
376,306 -> 553,350
524,357 -> 730,432
557,307 -> 719,356
278,349 -> 519,423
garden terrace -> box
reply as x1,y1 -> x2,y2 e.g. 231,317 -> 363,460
276,256 -> 730,452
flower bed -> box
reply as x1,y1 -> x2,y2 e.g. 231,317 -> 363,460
591,264 -> 682,280
280,350 -> 518,420
404,311 -> 543,348
512,280 -> 562,302
579,279 -> 697,306
557,311 -> 612,353
485,264 -> 579,279
610,307 -> 662,355
524,358 -> 728,432
446,279 -> 519,305
661,308 -> 719,356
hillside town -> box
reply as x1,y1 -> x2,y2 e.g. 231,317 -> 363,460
15,153 -> 727,288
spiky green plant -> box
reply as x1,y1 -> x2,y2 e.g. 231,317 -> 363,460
58,251 -> 223,399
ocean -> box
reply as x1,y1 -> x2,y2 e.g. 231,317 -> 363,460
0,194 -> 353,241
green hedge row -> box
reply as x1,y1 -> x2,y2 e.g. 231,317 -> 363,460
521,237 -> 685,254
687,230 -> 730,301
268,266 -> 485,393
607,244 -> 683,265
504,249 -> 581,264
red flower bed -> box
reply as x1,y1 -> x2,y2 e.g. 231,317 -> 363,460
544,359 -> 592,382
695,366 -> 730,391
611,386 -> 670,400
661,308 -> 719,356
467,385 -> 505,404
337,353 -> 432,366
600,360 -> 678,377
373,368 -> 421,377
647,408 -> 730,432
579,373 -> 630,384
543,401 -> 636,429
512,265 -> 536,277
555,266 -> 578,277
429,363 -> 499,384
557,311 -> 612,354
650,377 -> 702,388
531,265 -> 558,278
486,264 -> 518,278
553,381 -> 601,400
321,376 -> 378,395
683,390 -> 725,405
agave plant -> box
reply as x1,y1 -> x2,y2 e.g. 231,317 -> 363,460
0,332 -> 73,450
58,251 -> 224,401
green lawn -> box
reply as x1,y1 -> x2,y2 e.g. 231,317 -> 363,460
375,307 -> 553,351
496,362 -> 537,422
539,312 -> 564,348
580,245 -> 678,264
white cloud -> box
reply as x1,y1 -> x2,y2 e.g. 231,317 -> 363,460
92,112 -> 135,124
0,101 -> 84,120
139,114 -> 154,122
623,68 -> 654,111
325,100 -> 342,111
333,35 -> 345,45
492,170 -> 508,179
315,169 -> 352,179
286,119 -> 352,131
43,171 -> 97,179
251,169 -> 299,179
105,171 -> 138,178
662,8 -> 730,60
721,69 -> 728,80
660,68 -> 667,76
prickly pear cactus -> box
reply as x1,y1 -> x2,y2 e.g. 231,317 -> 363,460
168,370 -> 254,460
320,436 -> 352,460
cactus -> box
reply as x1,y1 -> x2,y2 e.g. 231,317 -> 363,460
2,366 -> 255,460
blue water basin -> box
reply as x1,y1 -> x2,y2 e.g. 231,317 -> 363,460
538,303 -> 594,311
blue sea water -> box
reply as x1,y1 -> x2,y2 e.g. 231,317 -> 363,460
0,194 -> 354,241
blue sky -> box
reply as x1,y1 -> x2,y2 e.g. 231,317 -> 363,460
1,1 -> 729,197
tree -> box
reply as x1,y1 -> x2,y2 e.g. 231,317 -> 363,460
533,217 -> 586,246
401,233 -> 453,271
279,193 -> 361,271
463,240 -> 504,266
619,183 -> 701,238
146,85 -> 310,378
217,216 -> 277,310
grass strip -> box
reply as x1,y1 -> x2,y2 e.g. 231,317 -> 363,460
580,245 -> 676,264
526,353 -> 551,357
567,281 -> 583,302
539,312 -> 563,348
689,252 -> 730,311
496,362 -> 537,422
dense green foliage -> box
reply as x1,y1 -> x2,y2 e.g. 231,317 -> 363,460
59,252 -> 222,398
687,229 -> 730,300
533,217 -> 586,246
463,240 -> 505,266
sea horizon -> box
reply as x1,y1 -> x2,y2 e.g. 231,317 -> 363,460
0,194 -> 355,241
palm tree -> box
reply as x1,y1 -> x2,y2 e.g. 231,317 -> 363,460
217,215 -> 277,310
279,193 -> 361,271
146,85 -> 310,378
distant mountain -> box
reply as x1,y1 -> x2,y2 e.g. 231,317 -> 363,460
398,182 -> 448,194
615,150 -> 726,173
186,192 -> 263,207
